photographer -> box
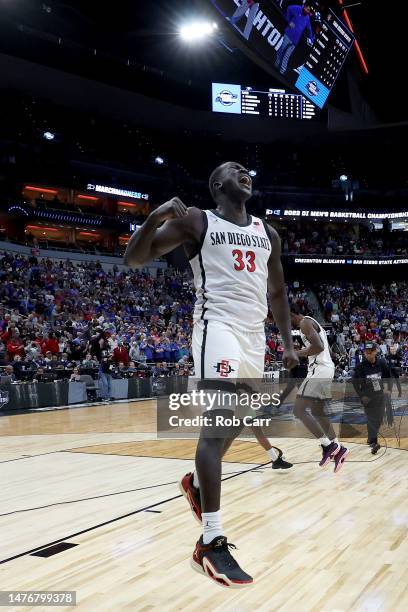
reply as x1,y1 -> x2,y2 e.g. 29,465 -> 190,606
352,342 -> 392,454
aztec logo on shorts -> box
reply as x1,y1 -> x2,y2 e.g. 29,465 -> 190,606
213,360 -> 235,377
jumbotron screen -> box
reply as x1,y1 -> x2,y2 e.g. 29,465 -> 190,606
212,83 -> 317,119
208,1 -> 355,108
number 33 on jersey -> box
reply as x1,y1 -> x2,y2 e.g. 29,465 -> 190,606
190,210 -> 271,333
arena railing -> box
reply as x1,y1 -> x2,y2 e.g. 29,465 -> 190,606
0,240 -> 167,268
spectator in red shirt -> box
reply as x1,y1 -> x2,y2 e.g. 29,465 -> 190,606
267,337 -> 277,352
113,341 -> 129,365
1,321 -> 16,344
7,333 -> 25,359
356,325 -> 367,342
41,332 -> 59,355
365,329 -> 377,343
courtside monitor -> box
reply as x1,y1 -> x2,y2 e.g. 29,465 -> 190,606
209,1 -> 354,108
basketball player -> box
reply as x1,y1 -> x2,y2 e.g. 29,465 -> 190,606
125,162 -> 298,587
274,2 -> 315,75
290,307 -> 349,472
252,426 -> 293,469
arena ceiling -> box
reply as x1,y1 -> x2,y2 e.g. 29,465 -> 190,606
0,1 -> 403,122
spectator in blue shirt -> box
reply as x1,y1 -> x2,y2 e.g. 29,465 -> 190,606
141,337 -> 154,363
154,341 -> 165,362
275,2 -> 314,75
169,340 -> 180,363
163,338 -> 172,362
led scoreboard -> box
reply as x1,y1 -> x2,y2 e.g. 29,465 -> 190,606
294,11 -> 355,107
208,1 -> 355,108
212,83 -> 317,120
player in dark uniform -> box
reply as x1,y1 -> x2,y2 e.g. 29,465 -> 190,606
125,162 -> 298,587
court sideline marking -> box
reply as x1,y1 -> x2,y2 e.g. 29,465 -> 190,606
0,458 -> 269,565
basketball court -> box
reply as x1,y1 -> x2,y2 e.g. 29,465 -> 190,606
1,399 -> 407,611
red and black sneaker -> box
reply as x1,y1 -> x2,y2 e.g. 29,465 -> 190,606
179,472 -> 202,524
191,535 -> 253,588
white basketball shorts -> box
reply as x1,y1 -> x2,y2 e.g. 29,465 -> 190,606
297,364 -> 335,401
192,319 -> 265,380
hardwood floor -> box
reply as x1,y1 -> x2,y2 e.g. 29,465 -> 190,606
1,400 -> 407,611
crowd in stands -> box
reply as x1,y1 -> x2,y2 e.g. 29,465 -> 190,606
0,252 -> 307,393
277,222 -> 408,257
317,281 -> 408,376
0,252 -> 195,398
0,248 -> 407,405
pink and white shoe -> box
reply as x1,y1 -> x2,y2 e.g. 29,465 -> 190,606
319,441 -> 340,468
333,446 -> 349,473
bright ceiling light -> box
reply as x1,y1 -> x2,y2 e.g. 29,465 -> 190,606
249,170 -> 257,177
155,156 -> 164,165
43,131 -> 55,141
180,21 -> 218,43
340,174 -> 348,182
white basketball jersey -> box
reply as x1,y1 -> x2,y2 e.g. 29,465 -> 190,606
300,316 -> 334,370
189,210 -> 271,332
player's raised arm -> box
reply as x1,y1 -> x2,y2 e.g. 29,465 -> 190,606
266,224 -> 299,370
124,198 -> 200,268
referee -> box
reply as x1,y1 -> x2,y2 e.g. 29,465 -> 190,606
352,342 -> 392,454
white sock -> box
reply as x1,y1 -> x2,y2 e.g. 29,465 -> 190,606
202,511 -> 223,545
267,447 -> 278,462
193,471 -> 200,489
319,436 -> 331,447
